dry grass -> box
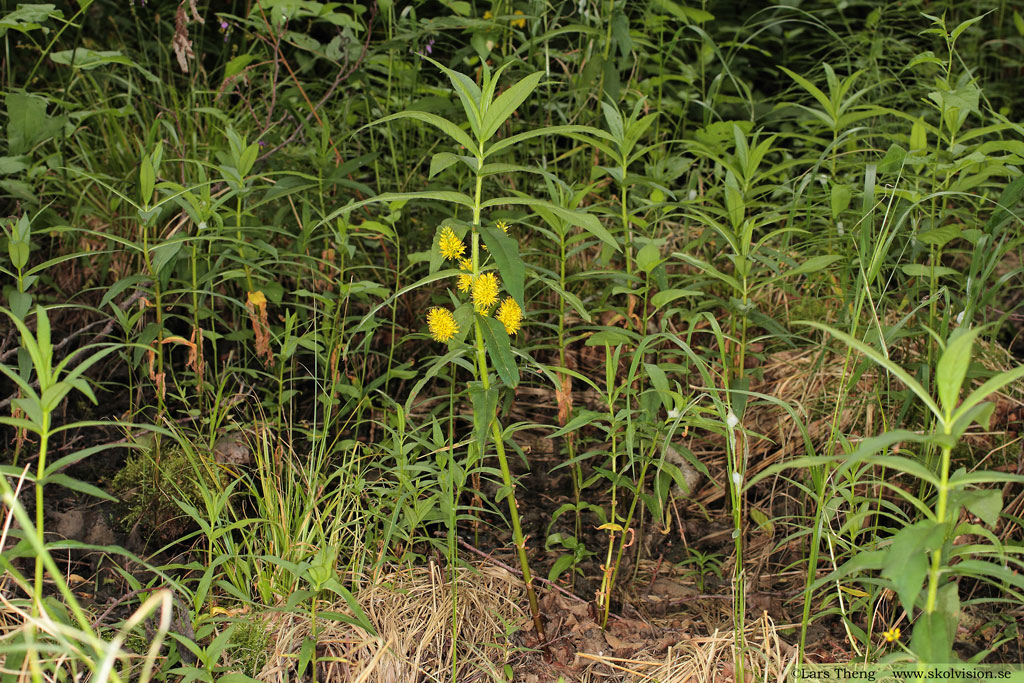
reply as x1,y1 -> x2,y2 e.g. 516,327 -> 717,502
258,561 -> 525,682
250,559 -> 796,682
608,614 -> 797,683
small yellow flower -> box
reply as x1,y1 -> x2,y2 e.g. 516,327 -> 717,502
438,226 -> 466,261
427,307 -> 459,342
512,10 -> 525,28
472,272 -> 500,312
483,10 -> 493,19
246,290 -> 267,307
482,221 -> 508,251
457,273 -> 473,293
496,297 -> 522,335
882,627 -> 901,643
458,258 -> 473,271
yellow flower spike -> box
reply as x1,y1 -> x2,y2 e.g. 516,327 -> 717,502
458,258 -> 473,271
512,10 -> 526,28
427,307 -> 459,343
438,226 -> 466,261
883,627 -> 901,643
472,272 -> 500,312
496,297 -> 522,335
457,273 -> 473,293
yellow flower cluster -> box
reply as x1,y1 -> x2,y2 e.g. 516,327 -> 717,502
427,222 -> 525,342
457,258 -> 473,292
882,627 -> 901,643
472,272 -> 500,311
496,297 -> 522,335
438,226 -> 465,261
427,307 -> 459,343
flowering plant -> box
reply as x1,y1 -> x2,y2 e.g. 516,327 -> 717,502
322,56 -> 614,642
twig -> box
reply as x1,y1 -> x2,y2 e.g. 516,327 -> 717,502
91,586 -> 159,628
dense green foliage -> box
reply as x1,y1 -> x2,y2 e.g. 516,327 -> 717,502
2,0 -> 1023,679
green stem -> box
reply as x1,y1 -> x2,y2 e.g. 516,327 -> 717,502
602,0 -> 614,60
447,379 -> 459,683
470,152 -> 545,642
925,442 -> 952,614
236,194 -> 254,292
473,319 -> 545,641
310,599 -> 319,683
139,216 -> 166,421
603,453 -> 653,629
620,173 -> 633,280
736,276 -> 749,382
33,415 -> 50,608
556,230 -> 582,572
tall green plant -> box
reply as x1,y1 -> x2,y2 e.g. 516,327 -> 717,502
324,55 -> 616,640
759,323 -> 1024,665
0,304 -> 171,681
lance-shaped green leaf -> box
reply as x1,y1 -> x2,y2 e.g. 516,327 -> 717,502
363,111 -> 476,153
481,197 -> 617,251
935,327 -> 979,417
623,113 -> 659,162
675,253 -> 741,291
536,276 -> 592,321
403,343 -> 468,415
468,381 -> 498,454
949,400 -> 994,440
479,315 -> 519,388
429,152 -> 460,178
801,322 -> 942,421
321,190 -> 475,226
883,519 -> 944,615
351,269 -> 468,339
481,70 -> 543,140
954,363 -> 1024,426
480,60 -> 513,111
724,170 -> 744,229
910,583 -> 959,664
779,65 -> 835,118
774,254 -> 843,281
983,173 -> 1024,235
479,224 -> 524,310
139,154 -> 155,205
601,101 -> 624,141
477,162 -> 557,180
420,54 -> 483,140
0,4 -> 62,36
485,124 -> 614,158
51,48 -> 160,84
